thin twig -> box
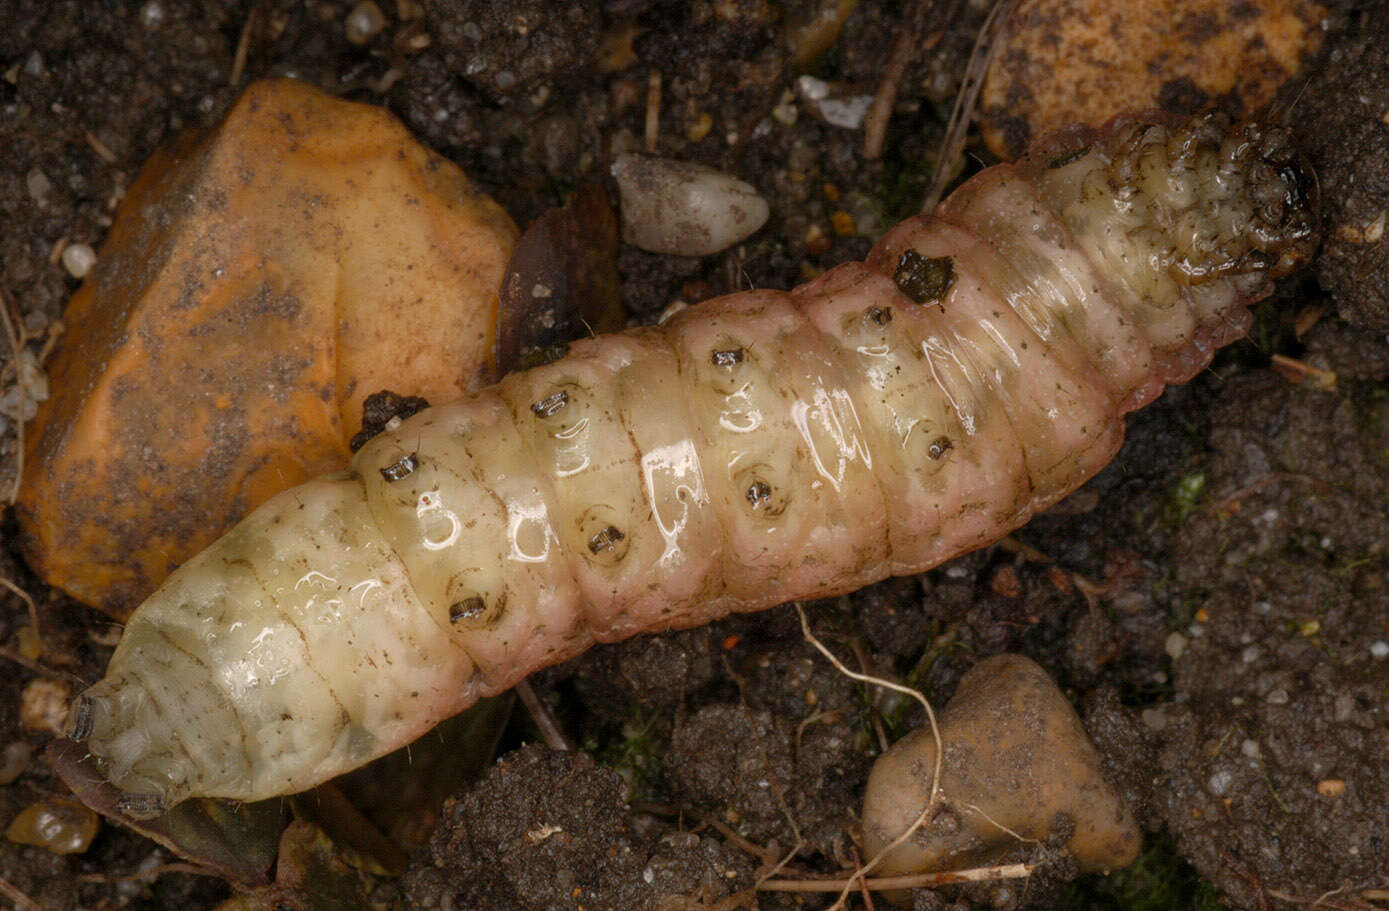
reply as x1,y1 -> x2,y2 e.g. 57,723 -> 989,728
0,645 -> 86,688
700,815 -> 781,866
922,0 -> 1020,212
514,679 -> 572,751
0,875 -> 44,911
0,287 -> 27,505
644,68 -> 662,153
0,576 -> 42,654
794,603 -> 945,909
230,4 -> 259,87
863,0 -> 939,160
76,862 -> 220,884
759,862 -> 1037,892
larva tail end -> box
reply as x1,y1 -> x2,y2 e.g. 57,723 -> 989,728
72,680 -> 193,819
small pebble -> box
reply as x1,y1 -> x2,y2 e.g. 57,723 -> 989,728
345,0 -> 387,44
612,153 -> 769,256
1139,708 -> 1168,731
1207,768 -> 1235,797
1369,640 -> 1388,659
139,0 -> 165,28
25,168 -> 51,203
19,678 -> 71,734
684,112 -> 713,143
5,799 -> 100,854
60,242 -> 96,279
1240,738 -> 1261,759
1164,632 -> 1187,660
813,94 -> 874,130
1265,688 -> 1290,706
1316,778 -> 1347,798
0,742 -> 32,784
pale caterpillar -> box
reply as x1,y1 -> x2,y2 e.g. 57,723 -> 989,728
67,113 -> 1314,819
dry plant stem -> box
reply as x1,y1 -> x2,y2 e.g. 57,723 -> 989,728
645,68 -> 662,153
0,288 -> 26,505
758,862 -> 1037,893
862,0 -> 938,161
230,4 -> 258,86
922,0 -> 1020,212
0,875 -> 43,911
84,130 -> 118,165
0,576 -> 42,654
851,847 -> 878,911
794,603 -> 945,909
700,815 -> 782,866
1271,353 -> 1337,390
514,679 -> 571,751
0,644 -> 86,687
76,862 -> 219,884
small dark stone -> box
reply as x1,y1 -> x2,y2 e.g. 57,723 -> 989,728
893,250 -> 955,305
352,391 -> 431,451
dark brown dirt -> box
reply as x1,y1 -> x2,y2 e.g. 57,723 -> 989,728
1,2 -> 1387,910
1299,0 -> 1389,330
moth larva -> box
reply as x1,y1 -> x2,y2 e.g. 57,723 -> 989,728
70,113 -> 1314,818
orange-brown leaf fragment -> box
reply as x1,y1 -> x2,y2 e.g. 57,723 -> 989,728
17,78 -> 519,619
980,0 -> 1328,159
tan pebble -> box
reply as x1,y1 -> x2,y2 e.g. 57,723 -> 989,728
18,78 -> 517,620
19,679 -> 70,734
979,0 -> 1327,159
0,742 -> 32,785
344,1 -> 386,44
991,565 -> 1022,598
6,799 -> 100,854
684,112 -> 714,143
862,654 -> 1140,904
1316,778 -> 1347,798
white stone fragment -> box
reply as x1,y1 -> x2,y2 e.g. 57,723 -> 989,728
61,242 -> 97,279
612,153 -> 770,256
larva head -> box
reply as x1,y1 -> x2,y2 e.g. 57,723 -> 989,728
1026,112 -> 1316,275
1009,112 -> 1318,383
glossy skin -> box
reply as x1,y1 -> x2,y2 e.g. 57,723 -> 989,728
73,114 -> 1314,816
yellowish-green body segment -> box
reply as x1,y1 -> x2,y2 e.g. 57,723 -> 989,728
75,114 -> 1314,817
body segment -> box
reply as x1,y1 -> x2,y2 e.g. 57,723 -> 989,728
73,114 -> 1315,815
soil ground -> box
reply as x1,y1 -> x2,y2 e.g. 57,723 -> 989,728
0,2 -> 1386,909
